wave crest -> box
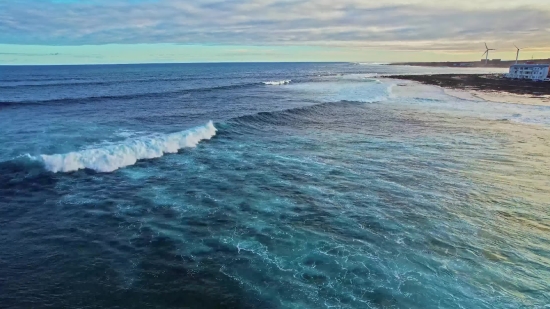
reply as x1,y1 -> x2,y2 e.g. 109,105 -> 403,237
31,121 -> 217,173
263,80 -> 291,85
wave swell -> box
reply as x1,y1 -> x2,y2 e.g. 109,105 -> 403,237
0,83 -> 261,106
30,121 -> 217,173
0,76 -> 238,89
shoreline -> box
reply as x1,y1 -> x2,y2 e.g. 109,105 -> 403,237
389,74 -> 550,106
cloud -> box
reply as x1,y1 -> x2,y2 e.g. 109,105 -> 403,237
0,52 -> 59,56
1,0 -> 549,51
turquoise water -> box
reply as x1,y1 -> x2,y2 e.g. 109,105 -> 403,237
1,63 -> 549,308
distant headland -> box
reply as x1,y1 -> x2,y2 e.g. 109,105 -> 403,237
389,59 -> 550,68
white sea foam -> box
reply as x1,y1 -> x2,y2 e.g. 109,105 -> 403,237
285,80 -> 394,103
32,121 -> 217,173
263,80 -> 291,85
387,83 -> 397,99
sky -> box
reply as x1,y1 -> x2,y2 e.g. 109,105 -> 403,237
1,0 -> 549,64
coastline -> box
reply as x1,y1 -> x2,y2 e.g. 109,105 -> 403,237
388,59 -> 550,68
389,74 -> 550,106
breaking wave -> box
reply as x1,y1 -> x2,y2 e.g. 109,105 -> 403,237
16,79 -> 395,174
29,121 -> 217,173
263,80 -> 291,85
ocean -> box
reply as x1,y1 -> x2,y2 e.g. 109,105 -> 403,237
1,63 -> 549,308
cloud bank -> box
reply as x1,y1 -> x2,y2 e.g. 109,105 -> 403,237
1,0 -> 549,51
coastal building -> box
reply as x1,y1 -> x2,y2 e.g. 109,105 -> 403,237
506,64 -> 550,81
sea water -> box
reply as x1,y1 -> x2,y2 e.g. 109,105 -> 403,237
1,63 -> 549,308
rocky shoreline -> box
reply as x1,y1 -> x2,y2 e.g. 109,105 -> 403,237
389,74 -> 550,96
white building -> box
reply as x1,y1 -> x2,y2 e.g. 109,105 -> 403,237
506,64 -> 549,81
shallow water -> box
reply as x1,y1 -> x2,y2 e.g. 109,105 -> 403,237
1,63 -> 549,308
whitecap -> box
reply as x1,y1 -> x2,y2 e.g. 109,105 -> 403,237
263,80 -> 291,85
31,121 -> 217,173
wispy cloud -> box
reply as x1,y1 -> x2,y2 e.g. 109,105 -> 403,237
1,0 -> 549,51
0,52 -> 59,56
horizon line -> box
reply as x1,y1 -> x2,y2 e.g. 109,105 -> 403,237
2,58 -> 549,66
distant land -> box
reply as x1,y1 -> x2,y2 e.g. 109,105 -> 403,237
390,59 -> 550,68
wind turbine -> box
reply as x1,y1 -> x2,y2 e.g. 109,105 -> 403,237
482,43 -> 495,65
514,44 -> 522,64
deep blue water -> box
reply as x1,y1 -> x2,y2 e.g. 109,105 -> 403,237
1,63 -> 549,308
